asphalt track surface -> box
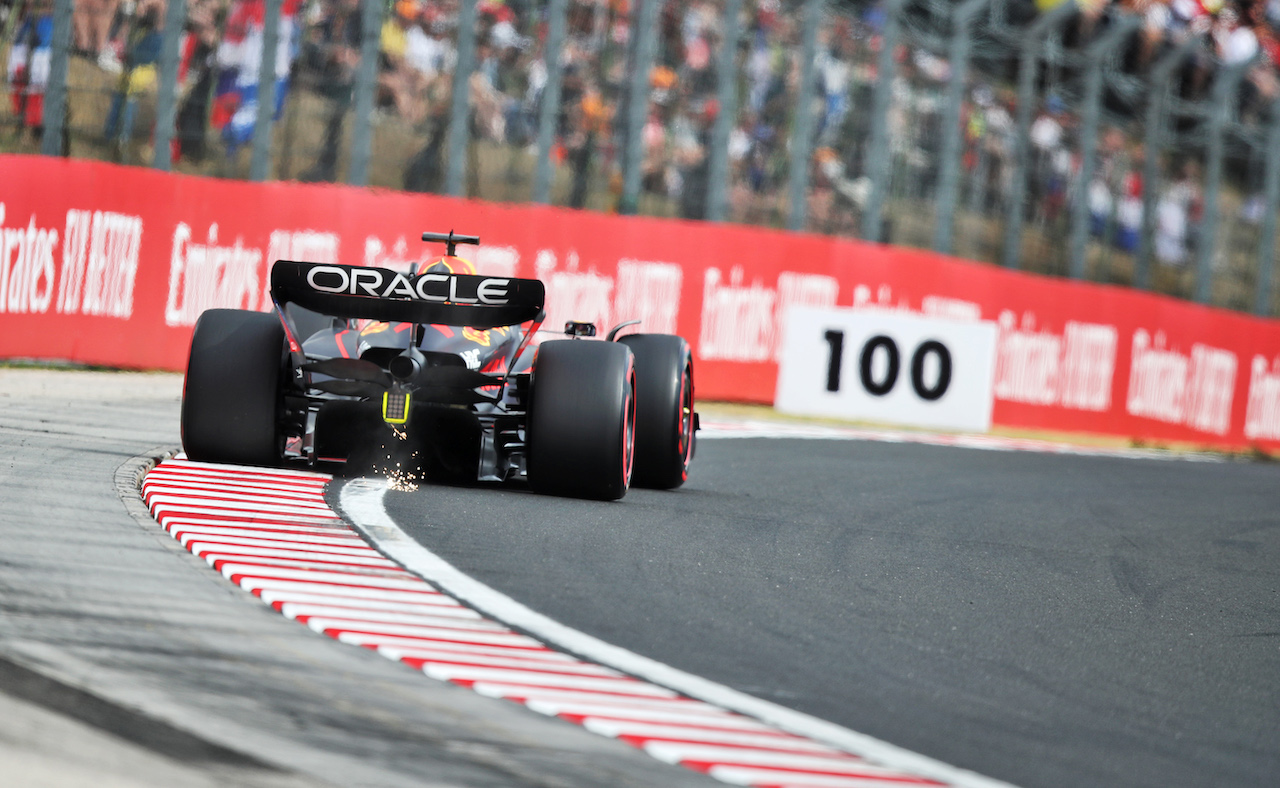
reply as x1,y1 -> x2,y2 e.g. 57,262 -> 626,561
380,435 -> 1280,788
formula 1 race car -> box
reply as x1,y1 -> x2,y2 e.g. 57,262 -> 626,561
180,232 -> 695,500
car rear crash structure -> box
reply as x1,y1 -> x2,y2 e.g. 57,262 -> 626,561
180,232 -> 696,500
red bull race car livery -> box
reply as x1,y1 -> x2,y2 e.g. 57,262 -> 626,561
179,232 -> 696,500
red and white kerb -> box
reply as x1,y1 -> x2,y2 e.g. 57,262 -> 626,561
143,456 -> 951,788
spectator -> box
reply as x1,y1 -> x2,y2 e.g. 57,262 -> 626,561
641,102 -> 669,197
405,7 -> 455,83
811,145 -> 870,233
299,0 -> 362,183
73,0 -> 123,72
745,21 -> 781,117
379,0 -> 426,123
564,77 -> 609,208
981,89 -> 1017,212
1029,94 -> 1069,219
816,25 -> 853,148
1088,126 -> 1134,244
1115,144 -> 1145,253
741,112 -> 781,223
1247,9 -> 1280,112
210,0 -> 299,157
1214,3 -> 1258,64
470,40 -> 511,142
1124,0 -> 1173,69
403,92 -> 451,192
1067,0 -> 1111,45
6,0 -> 53,139
103,0 -> 166,148
675,98 -> 713,219
174,0 -> 222,162
1155,159 -> 1202,265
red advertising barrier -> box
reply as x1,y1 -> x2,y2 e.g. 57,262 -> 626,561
3,154 -> 1279,450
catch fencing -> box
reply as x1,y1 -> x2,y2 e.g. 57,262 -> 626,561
2,0 -> 1279,315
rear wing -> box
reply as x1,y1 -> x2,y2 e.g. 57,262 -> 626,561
270,261 -> 544,330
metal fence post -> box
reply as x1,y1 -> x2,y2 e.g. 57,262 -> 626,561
1136,37 -> 1197,289
1256,100 -> 1280,316
786,0 -> 823,232
1067,14 -> 1138,280
250,0 -> 283,181
932,0 -> 989,254
706,0 -> 743,222
1000,0 -> 1076,268
963,133 -> 990,253
444,0 -> 479,195
40,0 -> 72,157
619,0 -> 661,215
1196,59 -> 1252,304
152,0 -> 187,170
860,0 -> 904,242
348,0 -> 384,186
533,0 -> 569,204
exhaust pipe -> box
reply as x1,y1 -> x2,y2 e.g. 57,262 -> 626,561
388,347 -> 425,382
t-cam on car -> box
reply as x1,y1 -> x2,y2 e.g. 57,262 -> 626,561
180,232 -> 696,500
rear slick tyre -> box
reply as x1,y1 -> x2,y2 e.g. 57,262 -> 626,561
527,340 -> 635,500
618,334 -> 694,489
181,309 -> 286,466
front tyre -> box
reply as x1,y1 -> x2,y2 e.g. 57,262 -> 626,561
618,334 -> 694,489
527,340 -> 635,500
181,309 -> 286,466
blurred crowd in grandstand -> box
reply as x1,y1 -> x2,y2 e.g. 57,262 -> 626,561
4,0 -> 1280,275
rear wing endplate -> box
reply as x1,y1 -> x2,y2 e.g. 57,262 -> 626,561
270,261 -> 544,330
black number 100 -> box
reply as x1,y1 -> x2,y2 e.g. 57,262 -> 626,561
822,330 -> 953,401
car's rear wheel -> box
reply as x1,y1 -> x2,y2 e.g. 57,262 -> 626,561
181,309 -> 286,466
619,334 -> 694,489
526,340 -> 635,500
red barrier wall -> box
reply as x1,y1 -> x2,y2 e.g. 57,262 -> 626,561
3,154 -> 1279,450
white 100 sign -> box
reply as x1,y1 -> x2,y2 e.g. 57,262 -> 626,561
822,331 -> 953,401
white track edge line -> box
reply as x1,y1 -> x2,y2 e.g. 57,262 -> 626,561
698,422 -> 1223,462
338,477 -> 1020,788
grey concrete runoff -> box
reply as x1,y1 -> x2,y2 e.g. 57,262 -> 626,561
0,369 -> 719,788
0,660 -> 315,788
